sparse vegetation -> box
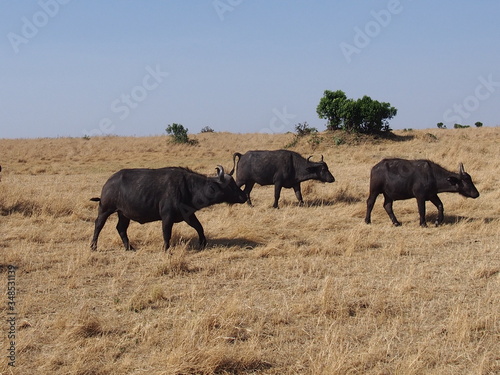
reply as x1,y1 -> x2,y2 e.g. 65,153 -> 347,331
307,132 -> 323,149
0,127 -> 499,374
284,122 -> 318,149
333,136 -> 345,146
294,121 -> 317,137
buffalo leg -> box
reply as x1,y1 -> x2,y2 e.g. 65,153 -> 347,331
383,194 -> 401,226
365,193 -> 378,224
161,216 -> 174,251
416,197 -> 427,227
273,183 -> 283,208
90,208 -> 114,251
242,182 -> 255,206
185,213 -> 207,249
293,184 -> 304,206
429,195 -> 444,226
116,212 -> 134,251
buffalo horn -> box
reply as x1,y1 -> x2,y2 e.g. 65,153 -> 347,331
216,165 -> 225,181
459,162 -> 465,175
307,156 -> 313,162
320,155 -> 324,162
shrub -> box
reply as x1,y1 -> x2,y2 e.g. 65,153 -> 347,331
333,136 -> 345,146
295,122 -> 317,137
317,90 -> 397,134
166,123 -> 195,144
201,126 -> 215,133
307,133 -> 323,149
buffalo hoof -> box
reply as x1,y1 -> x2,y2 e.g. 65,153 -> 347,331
393,221 -> 402,227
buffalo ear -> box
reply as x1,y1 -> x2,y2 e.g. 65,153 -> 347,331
447,177 -> 460,186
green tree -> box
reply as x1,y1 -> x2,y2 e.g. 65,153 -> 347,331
317,90 -> 397,134
437,122 -> 446,129
475,121 -> 483,128
356,96 -> 396,133
316,90 -> 347,130
166,123 -> 189,143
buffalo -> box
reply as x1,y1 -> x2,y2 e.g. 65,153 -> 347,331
229,150 -> 335,208
365,158 -> 479,226
90,166 -> 247,251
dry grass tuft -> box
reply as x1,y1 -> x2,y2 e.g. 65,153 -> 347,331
72,315 -> 105,339
154,250 -> 200,277
0,128 -> 499,374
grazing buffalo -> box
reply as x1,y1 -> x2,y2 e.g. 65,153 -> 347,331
365,158 -> 479,226
229,150 -> 335,208
90,166 -> 247,251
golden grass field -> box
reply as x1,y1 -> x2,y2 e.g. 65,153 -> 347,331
0,127 -> 499,374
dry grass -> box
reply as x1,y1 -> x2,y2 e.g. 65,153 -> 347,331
0,128 -> 499,374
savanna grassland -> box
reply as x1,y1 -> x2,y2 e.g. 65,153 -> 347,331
0,128 -> 499,375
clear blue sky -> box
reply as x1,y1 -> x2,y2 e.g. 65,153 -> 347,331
1,0 -> 499,138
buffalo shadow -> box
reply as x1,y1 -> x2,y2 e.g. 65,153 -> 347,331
427,213 -> 495,225
303,195 -> 363,207
188,237 -> 262,251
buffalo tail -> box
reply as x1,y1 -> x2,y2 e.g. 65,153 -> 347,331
228,152 -> 242,176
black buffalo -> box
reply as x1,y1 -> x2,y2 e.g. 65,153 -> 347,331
365,158 -> 479,226
229,150 -> 335,208
90,166 -> 247,251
